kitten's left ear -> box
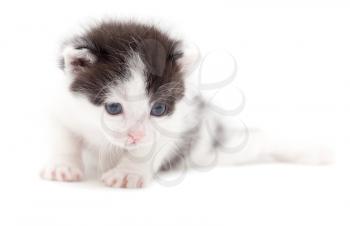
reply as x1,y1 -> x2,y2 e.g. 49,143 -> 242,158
61,46 -> 97,75
175,42 -> 200,75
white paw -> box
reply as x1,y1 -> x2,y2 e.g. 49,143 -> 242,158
101,168 -> 150,188
40,164 -> 84,182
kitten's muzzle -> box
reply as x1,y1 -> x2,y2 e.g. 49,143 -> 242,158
127,130 -> 145,144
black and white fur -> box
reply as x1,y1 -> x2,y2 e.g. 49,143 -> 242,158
41,20 -> 332,188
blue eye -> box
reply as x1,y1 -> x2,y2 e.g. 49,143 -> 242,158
105,103 -> 123,115
150,102 -> 167,117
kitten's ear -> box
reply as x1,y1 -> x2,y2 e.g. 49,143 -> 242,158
61,46 -> 97,74
175,42 -> 200,75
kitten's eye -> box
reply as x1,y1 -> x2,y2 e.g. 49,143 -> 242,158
105,103 -> 123,115
150,102 -> 167,117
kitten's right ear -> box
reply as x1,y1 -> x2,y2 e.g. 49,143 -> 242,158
175,42 -> 200,75
61,46 -> 96,75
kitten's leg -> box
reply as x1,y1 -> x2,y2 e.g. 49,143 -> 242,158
41,122 -> 84,182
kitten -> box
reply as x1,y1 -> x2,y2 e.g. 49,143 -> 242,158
41,20 -> 332,188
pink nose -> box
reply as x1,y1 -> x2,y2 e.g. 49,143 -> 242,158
127,131 -> 145,144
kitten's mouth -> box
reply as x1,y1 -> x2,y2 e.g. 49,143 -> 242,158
103,134 -> 153,150
124,139 -> 150,148
127,139 -> 138,145
125,139 -> 137,146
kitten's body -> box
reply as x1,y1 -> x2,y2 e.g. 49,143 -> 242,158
41,21 -> 331,188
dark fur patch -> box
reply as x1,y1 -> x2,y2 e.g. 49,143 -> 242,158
160,125 -> 200,171
159,99 -> 206,171
212,123 -> 225,149
61,21 -> 185,109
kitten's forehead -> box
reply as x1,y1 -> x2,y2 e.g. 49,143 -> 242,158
108,53 -> 147,101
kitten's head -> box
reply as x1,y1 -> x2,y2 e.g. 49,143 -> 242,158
60,21 -> 198,149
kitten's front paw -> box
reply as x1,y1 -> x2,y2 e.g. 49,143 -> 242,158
40,164 -> 83,182
101,168 -> 151,188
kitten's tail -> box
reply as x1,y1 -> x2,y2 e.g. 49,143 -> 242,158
191,128 -> 334,169
216,129 -> 334,166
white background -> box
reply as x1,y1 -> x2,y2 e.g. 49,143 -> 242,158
0,0 -> 349,225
